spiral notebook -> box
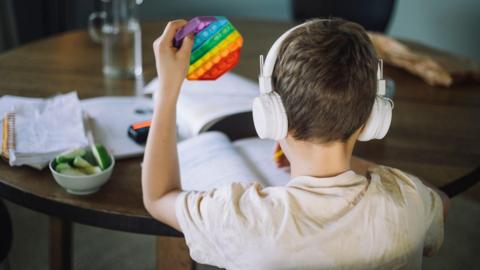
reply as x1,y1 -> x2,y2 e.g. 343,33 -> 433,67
0,92 -> 88,169
1,113 -> 15,160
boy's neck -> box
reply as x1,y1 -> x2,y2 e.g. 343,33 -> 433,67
284,135 -> 357,179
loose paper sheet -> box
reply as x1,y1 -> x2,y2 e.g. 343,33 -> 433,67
81,96 -> 153,158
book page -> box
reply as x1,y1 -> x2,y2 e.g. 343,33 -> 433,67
233,138 -> 291,187
81,96 -> 153,159
144,73 -> 258,139
178,132 -> 259,191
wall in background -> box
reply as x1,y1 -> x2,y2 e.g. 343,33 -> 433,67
10,0 -> 475,62
138,0 -> 479,62
388,0 -> 480,62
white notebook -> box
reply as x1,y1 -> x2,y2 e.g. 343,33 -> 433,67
178,131 -> 291,191
81,96 -> 153,159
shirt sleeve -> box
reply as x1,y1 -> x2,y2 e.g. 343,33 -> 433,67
418,182 -> 444,255
401,170 -> 445,255
175,181 -> 269,268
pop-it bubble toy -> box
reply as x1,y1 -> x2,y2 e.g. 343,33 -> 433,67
174,16 -> 243,80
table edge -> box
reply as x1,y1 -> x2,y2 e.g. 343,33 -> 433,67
0,180 -> 182,237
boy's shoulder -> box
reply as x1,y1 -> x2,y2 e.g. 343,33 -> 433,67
369,165 -> 423,189
367,165 -> 441,210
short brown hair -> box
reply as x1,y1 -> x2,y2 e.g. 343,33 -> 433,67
273,18 -> 377,143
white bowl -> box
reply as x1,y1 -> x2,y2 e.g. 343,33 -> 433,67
49,152 -> 115,195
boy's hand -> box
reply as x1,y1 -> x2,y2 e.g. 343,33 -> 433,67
153,20 -> 194,100
273,142 -> 290,169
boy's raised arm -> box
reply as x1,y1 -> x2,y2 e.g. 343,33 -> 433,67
141,20 -> 194,231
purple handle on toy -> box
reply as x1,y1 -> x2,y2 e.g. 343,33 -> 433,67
173,16 -> 217,48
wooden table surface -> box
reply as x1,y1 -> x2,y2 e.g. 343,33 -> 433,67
0,19 -> 479,238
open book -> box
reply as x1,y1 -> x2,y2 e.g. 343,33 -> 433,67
84,73 -> 258,159
144,72 -> 258,139
178,131 -> 291,191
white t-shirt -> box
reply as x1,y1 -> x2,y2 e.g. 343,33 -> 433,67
176,166 -> 444,270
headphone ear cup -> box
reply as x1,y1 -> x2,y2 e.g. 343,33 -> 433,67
270,92 -> 288,139
358,97 -> 393,141
252,93 -> 288,140
252,96 -> 272,139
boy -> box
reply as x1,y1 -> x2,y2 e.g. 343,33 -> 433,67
142,18 -> 449,269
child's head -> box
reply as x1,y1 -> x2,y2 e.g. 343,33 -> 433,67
272,18 -> 378,143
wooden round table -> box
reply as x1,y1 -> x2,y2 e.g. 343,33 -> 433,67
0,20 -> 479,270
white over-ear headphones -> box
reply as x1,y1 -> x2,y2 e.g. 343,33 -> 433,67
252,21 -> 394,141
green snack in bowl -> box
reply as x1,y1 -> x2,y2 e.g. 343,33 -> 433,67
61,168 -> 87,176
73,156 -> 94,168
83,151 -> 98,166
55,162 -> 73,173
49,145 -> 115,195
81,166 -> 102,175
73,156 -> 102,175
55,163 -> 86,176
91,144 -> 111,170
56,148 -> 86,164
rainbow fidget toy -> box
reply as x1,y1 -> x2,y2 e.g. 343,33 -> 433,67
173,16 -> 243,80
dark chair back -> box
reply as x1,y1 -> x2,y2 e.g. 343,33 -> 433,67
292,0 -> 396,32
440,166 -> 480,198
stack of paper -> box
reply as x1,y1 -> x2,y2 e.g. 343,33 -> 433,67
0,92 -> 88,169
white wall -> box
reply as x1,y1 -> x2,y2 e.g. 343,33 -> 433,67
388,0 -> 480,62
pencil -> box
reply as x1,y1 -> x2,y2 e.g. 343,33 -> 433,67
273,149 -> 284,162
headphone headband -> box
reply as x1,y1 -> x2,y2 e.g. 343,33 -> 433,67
259,23 -> 308,94
377,59 -> 386,96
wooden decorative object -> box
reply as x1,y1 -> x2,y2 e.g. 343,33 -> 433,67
369,32 -> 480,87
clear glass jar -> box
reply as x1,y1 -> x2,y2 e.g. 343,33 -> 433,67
88,0 -> 143,78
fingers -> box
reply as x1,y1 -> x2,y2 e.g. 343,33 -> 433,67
274,158 -> 282,168
275,155 -> 290,168
178,33 -> 194,57
272,142 -> 290,168
153,20 -> 188,52
161,20 -> 188,45
273,142 -> 282,166
273,142 -> 281,154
